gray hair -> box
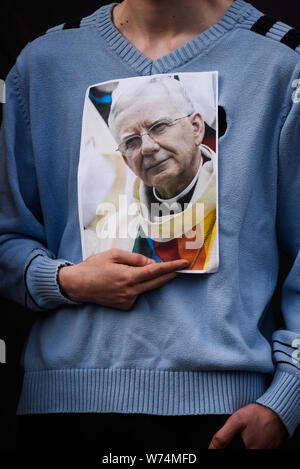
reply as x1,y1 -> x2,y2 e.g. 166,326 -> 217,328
108,76 -> 195,140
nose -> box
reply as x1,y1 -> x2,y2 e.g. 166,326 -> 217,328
140,132 -> 160,155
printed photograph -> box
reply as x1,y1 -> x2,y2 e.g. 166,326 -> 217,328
78,72 -> 219,272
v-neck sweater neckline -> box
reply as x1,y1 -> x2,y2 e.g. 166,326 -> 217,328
94,0 -> 252,75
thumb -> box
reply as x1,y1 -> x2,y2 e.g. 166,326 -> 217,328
208,413 -> 246,449
109,249 -> 156,267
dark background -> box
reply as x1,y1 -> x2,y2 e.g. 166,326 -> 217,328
0,0 -> 299,450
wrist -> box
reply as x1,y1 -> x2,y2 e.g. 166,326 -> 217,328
25,255 -> 80,310
58,264 -> 81,302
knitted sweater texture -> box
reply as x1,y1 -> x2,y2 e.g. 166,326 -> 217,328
0,0 -> 299,435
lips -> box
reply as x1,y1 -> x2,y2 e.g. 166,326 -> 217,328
144,157 -> 171,171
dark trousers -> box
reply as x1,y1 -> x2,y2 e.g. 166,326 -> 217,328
16,413 -> 247,449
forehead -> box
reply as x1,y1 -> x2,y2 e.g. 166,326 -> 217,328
113,86 -> 178,137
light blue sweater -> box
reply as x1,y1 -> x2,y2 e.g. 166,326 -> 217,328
0,0 -> 299,436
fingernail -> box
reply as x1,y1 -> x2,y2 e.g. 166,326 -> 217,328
147,258 -> 156,264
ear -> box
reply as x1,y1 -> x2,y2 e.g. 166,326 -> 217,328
190,112 -> 205,146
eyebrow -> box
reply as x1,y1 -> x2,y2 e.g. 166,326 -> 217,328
121,117 -> 171,140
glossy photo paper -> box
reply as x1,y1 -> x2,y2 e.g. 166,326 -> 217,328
78,72 -> 219,272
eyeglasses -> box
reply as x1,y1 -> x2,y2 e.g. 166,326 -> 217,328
116,114 -> 192,156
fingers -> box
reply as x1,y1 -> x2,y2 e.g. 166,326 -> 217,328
134,259 -> 190,293
108,248 -> 156,267
208,414 -> 246,449
134,259 -> 190,283
135,271 -> 180,294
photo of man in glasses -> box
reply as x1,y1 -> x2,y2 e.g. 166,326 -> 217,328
82,74 -> 218,272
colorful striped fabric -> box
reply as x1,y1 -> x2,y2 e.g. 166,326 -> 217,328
133,209 -> 217,270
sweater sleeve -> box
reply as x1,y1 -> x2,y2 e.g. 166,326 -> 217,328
0,61 -> 77,312
256,67 -> 300,437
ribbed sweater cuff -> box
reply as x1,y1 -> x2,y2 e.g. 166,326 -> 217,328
256,369 -> 300,437
25,255 -> 79,310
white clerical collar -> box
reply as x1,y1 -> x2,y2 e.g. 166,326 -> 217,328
153,156 -> 203,205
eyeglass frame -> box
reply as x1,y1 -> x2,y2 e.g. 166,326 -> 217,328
115,113 -> 193,155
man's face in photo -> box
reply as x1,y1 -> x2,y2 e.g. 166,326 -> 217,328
114,83 -> 204,194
